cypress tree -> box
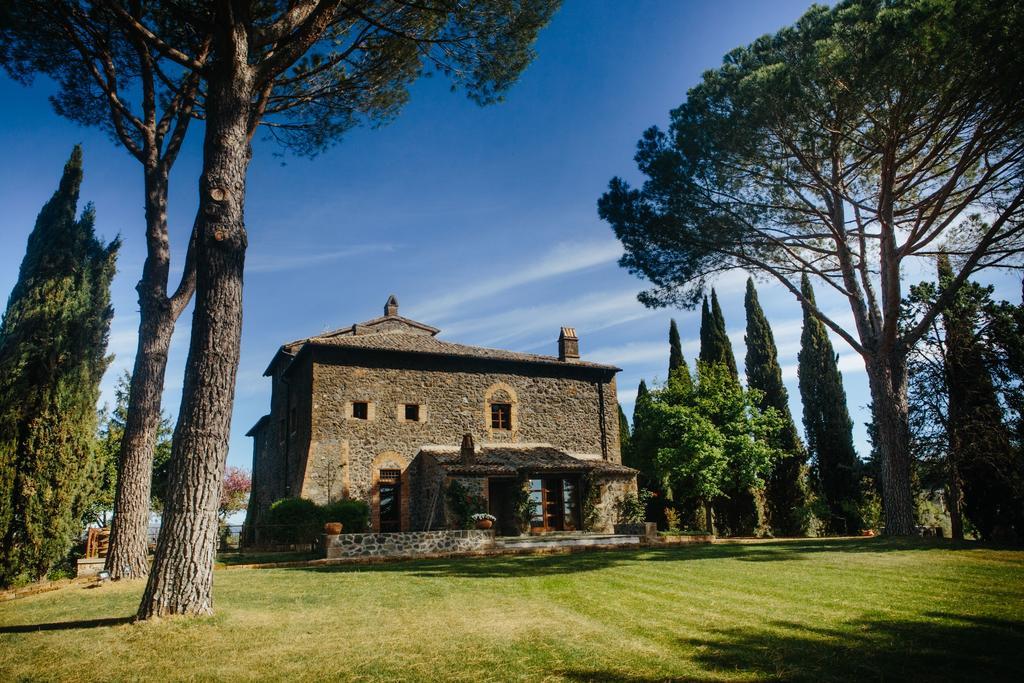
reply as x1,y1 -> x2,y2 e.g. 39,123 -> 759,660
939,255 -> 1017,541
668,318 -> 693,391
744,278 -> 808,535
0,148 -> 118,585
700,289 -> 738,380
798,275 -> 862,534
628,380 -> 657,487
618,402 -> 631,463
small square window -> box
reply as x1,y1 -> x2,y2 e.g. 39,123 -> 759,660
404,404 -> 420,422
352,402 -> 369,420
490,403 -> 512,430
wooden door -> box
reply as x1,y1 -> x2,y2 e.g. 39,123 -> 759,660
530,477 -> 568,532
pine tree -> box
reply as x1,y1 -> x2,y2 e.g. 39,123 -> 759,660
744,278 -> 808,535
699,290 -> 738,380
0,148 -> 119,585
88,371 -> 174,526
798,275 -> 862,534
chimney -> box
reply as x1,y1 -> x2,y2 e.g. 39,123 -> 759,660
558,327 -> 579,362
460,433 -> 476,465
384,294 -> 399,317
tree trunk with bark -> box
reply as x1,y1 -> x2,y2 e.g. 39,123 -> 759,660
137,26 -> 252,618
867,352 -> 915,536
105,163 -> 193,579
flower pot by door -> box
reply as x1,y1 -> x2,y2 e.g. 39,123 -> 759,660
324,522 -> 343,535
475,519 -> 493,530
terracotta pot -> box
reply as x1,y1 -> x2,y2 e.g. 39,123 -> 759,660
475,519 -> 493,530
324,522 -> 343,535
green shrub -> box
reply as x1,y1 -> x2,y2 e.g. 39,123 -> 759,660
320,499 -> 370,533
265,497 -> 321,545
615,489 -> 654,525
446,480 -> 487,529
663,507 -> 682,534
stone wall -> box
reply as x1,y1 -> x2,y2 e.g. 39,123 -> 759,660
325,529 -> 494,559
590,474 -> 638,533
305,351 -> 621,523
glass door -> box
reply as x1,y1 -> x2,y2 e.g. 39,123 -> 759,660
530,477 -> 576,532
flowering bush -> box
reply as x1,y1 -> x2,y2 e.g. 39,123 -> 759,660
471,513 -> 496,522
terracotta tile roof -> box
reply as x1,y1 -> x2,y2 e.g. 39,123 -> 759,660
419,444 -> 635,477
303,332 -> 619,371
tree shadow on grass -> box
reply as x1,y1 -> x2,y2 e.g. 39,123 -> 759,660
687,612 -> 1022,682
286,538 -> 1008,579
0,616 -> 132,634
557,612 -> 1024,682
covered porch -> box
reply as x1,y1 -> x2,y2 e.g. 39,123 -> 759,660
412,441 -> 637,535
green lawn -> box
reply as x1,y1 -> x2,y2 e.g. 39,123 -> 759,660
1,538 -> 1022,681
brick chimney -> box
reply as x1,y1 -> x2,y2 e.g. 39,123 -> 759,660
558,327 -> 579,362
460,433 -> 476,465
384,294 -> 399,317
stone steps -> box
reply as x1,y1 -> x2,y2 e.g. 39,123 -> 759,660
494,534 -> 641,551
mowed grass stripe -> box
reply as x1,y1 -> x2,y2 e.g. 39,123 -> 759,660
1,538 -> 1022,682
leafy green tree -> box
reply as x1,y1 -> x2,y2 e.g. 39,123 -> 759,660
744,278 -> 808,535
798,276 -> 862,534
650,363 -> 782,535
699,291 -> 737,381
599,0 -> 1024,535
0,148 -> 118,585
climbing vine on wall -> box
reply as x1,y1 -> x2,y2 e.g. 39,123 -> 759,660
582,472 -> 602,531
446,480 -> 487,529
512,476 -> 533,533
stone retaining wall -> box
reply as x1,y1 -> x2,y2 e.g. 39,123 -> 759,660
325,529 -> 494,559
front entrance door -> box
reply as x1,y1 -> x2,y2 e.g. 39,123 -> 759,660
379,469 -> 401,532
529,477 -> 580,532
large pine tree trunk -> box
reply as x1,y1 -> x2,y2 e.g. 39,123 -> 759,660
867,352 -> 915,536
137,40 -> 252,618
106,166 -> 181,579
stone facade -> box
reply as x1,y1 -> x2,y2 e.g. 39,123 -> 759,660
245,297 -> 636,537
325,529 -> 494,559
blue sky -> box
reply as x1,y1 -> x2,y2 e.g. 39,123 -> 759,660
1,0 -> 1019,472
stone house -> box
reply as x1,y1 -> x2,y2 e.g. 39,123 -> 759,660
244,296 -> 636,537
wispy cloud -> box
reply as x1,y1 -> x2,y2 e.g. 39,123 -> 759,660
246,243 -> 397,274
416,240 -> 623,322
442,288 -> 657,350
586,338 -> 700,368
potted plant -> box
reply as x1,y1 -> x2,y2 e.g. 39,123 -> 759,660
471,513 -> 496,530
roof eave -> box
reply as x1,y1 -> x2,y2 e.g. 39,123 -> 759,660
245,414 -> 271,437
304,341 -> 621,374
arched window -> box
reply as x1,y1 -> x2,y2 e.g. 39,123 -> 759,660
483,382 -> 519,438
